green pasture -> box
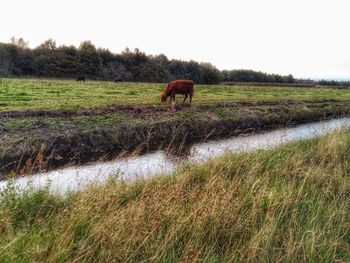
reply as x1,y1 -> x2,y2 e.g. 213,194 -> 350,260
1,78 -> 350,111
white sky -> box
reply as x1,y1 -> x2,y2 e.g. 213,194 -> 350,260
1,0 -> 350,79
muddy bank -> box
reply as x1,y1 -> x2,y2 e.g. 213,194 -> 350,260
0,99 -> 338,118
1,101 -> 350,178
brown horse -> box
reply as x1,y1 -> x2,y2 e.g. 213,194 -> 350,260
161,80 -> 194,105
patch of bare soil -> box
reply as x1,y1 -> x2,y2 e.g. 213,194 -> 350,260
0,99 -> 339,119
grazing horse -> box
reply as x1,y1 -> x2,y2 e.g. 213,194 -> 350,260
114,78 -> 123,83
76,76 -> 85,81
161,80 -> 194,108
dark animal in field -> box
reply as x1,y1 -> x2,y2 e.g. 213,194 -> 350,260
161,80 -> 194,107
76,76 -> 85,81
114,78 -> 123,83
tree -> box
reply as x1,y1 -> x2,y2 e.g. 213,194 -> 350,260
1,43 -> 22,75
57,45 -> 78,57
0,39 -> 303,83
133,61 -> 168,82
201,63 -> 221,84
97,48 -> 115,65
0,44 -> 8,75
37,39 -> 57,52
10,37 -> 29,48
77,41 -> 102,77
151,54 -> 169,67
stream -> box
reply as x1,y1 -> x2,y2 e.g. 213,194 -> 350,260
1,117 -> 350,194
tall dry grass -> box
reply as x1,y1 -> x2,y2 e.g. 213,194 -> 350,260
0,130 -> 350,262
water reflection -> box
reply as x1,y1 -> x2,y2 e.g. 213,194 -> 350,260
1,117 -> 350,194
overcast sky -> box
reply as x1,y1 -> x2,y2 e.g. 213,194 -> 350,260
1,0 -> 349,79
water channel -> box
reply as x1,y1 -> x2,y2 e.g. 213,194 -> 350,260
1,117 -> 350,194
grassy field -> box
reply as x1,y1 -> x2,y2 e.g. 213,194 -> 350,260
1,79 -> 350,261
2,78 -> 350,111
2,78 -> 350,175
0,130 -> 349,262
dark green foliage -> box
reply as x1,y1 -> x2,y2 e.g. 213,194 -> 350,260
1,38 -> 348,86
318,79 -> 350,86
77,41 -> 102,77
201,62 -> 221,84
222,69 -> 296,83
0,45 -> 7,75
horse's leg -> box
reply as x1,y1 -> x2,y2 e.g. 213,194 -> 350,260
183,93 -> 188,103
189,93 -> 193,104
171,92 -> 176,111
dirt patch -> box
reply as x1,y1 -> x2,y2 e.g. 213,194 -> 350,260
0,99 -> 339,119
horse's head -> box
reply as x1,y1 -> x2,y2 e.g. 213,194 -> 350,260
161,93 -> 167,102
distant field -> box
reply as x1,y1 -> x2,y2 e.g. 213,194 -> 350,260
2,78 -> 350,111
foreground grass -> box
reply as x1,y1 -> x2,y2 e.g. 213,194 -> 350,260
2,78 -> 350,111
1,131 -> 350,262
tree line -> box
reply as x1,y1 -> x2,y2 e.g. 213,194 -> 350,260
0,37 -> 349,86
